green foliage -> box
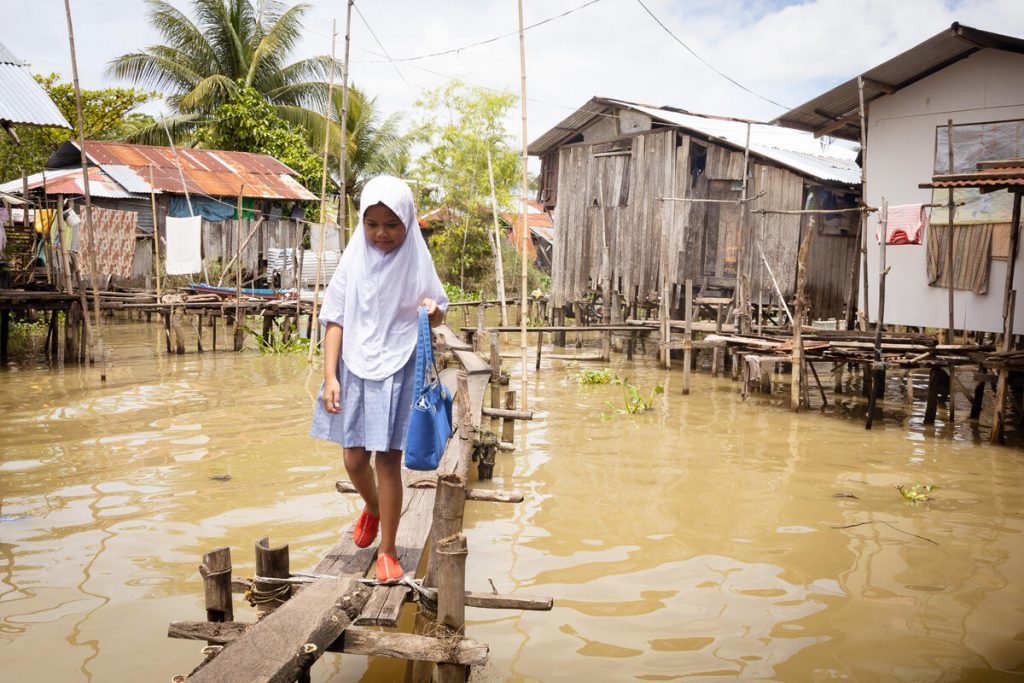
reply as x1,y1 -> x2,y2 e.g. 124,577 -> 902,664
0,73 -> 156,182
896,483 -> 938,503
574,368 -> 617,385
244,320 -> 309,354
411,81 -> 520,290
442,282 -> 481,303
194,87 -> 322,192
107,0 -> 339,145
606,378 -> 665,416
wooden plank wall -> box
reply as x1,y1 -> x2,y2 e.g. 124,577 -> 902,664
802,201 -> 859,319
548,128 -> 859,316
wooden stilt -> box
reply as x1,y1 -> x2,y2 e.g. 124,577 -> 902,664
489,332 -> 501,382
970,376 -> 986,421
502,390 -> 516,443
436,533 -> 469,683
682,279 -> 692,395
200,547 -> 233,624
423,474 -> 466,591
253,537 -> 290,615
924,367 -> 941,425
991,191 -> 1021,443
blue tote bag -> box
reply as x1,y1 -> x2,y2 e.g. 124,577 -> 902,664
404,307 -> 453,470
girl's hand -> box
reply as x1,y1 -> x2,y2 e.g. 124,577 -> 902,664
423,298 -> 444,327
323,377 -> 342,414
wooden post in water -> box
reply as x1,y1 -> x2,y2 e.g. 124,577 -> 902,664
200,547 -> 233,624
233,187 -> 245,352
791,220 -> 813,412
866,199 -> 888,429
682,279 -> 693,395
436,533 -> 469,683
423,474 -> 466,591
991,190 -> 1021,443
502,390 -> 516,444
489,331 -> 500,382
254,537 -> 290,615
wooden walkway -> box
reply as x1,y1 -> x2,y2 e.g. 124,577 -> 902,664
169,324 -> 546,681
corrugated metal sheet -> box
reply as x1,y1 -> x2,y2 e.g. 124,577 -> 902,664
926,164 -> 1024,189
46,140 -> 317,201
0,167 -> 133,198
772,23 -> 1024,140
0,41 -> 72,130
103,164 -> 157,194
529,96 -> 860,185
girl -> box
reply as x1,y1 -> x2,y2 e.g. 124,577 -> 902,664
311,175 -> 448,583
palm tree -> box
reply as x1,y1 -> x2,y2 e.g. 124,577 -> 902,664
324,86 -> 409,217
107,0 -> 336,142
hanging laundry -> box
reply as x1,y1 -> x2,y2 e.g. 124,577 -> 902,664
878,204 -> 927,245
34,208 -> 55,237
75,207 -> 137,279
165,215 -> 203,275
65,209 -> 81,252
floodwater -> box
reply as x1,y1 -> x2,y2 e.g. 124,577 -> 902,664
1,318 -> 1023,682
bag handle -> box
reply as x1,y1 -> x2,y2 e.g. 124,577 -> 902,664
413,306 -> 440,399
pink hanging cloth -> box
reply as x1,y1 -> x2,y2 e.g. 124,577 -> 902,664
877,204 -> 927,245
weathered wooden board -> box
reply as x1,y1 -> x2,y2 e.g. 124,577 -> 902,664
186,577 -> 370,683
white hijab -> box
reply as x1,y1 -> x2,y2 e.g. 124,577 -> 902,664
319,175 -> 448,381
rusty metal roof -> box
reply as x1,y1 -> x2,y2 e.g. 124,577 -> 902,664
0,167 -> 133,198
772,23 -> 1024,140
922,161 -> 1024,190
0,41 -> 71,130
45,140 -> 316,201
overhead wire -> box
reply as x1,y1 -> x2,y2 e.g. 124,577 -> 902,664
632,0 -> 791,111
350,1 -> 416,95
352,0 -> 604,64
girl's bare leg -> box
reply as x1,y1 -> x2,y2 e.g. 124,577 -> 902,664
343,447 -> 378,516
375,449 -> 404,557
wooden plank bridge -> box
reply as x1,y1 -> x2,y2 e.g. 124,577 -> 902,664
166,325 -> 549,682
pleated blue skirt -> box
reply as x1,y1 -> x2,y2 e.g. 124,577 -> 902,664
310,351 -> 417,453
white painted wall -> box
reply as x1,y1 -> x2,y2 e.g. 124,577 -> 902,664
865,49 -> 1024,333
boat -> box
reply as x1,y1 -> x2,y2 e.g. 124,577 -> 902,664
188,283 -> 297,300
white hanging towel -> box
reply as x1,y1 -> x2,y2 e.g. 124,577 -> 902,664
878,204 -> 927,245
165,215 -> 203,274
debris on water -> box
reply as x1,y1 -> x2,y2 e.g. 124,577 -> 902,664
0,515 -> 25,522
209,474 -> 232,482
833,492 -> 859,499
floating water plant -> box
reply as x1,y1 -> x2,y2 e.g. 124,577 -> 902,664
245,322 -> 310,354
574,368 -> 617,385
606,378 -> 664,416
896,483 -> 938,503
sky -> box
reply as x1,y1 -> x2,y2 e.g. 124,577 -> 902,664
4,0 -> 1024,157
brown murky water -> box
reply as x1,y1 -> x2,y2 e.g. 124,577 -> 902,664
1,319 -> 1023,681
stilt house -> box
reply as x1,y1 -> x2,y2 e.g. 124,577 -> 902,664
529,97 -> 861,321
774,23 -> 1024,335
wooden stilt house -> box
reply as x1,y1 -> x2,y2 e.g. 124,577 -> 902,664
529,97 -> 862,322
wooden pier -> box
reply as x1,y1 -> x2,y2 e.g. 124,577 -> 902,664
166,325 -> 549,682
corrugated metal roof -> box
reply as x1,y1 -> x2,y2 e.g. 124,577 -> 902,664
772,23 -> 1024,140
529,96 -> 860,185
0,41 -> 72,130
0,167 -> 133,198
923,162 -> 1024,189
46,140 -> 317,201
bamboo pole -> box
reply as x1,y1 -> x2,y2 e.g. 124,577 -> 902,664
991,191 -> 1022,444
791,222 -> 814,412
335,0 -> 353,247
682,279 -> 692,395
517,0 -> 530,410
736,122 -> 752,334
945,121 -> 957,423
857,76 -> 870,333
436,533 -> 469,683
63,0 -> 106,381
308,20 -> 338,364
866,198 -> 888,430
486,145 -> 509,326
233,186 -> 244,352
149,165 -> 162,299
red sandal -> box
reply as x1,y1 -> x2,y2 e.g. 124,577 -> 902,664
376,553 -> 404,583
353,508 -> 379,548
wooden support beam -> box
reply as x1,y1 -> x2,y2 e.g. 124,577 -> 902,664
335,480 -> 522,503
167,622 -> 489,666
481,407 -> 534,420
182,578 -> 370,683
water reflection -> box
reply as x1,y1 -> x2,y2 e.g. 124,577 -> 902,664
0,321 -> 1022,681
